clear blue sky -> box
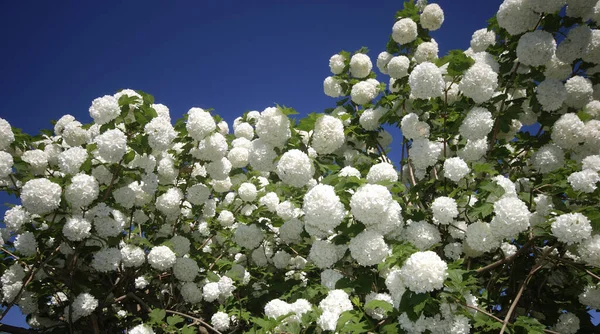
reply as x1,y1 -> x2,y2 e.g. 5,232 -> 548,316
0,0 -> 503,328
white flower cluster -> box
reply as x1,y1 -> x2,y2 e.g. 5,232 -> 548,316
1,263 -> 25,303
392,18 -> 418,44
351,80 -> 379,105
147,245 -> 176,271
400,251 -> 447,293
234,224 -> 264,249
366,162 -> 398,185
497,0 -> 539,35
69,293 -> 98,321
264,298 -> 312,325
536,79 -> 567,111
553,312 -> 580,334
443,157 -> 470,182
312,115 -> 345,155
491,196 -> 530,239
276,149 -> 314,187
350,184 -> 394,227
459,63 -> 498,103
516,30 -> 556,67
211,312 -> 231,332
551,213 -> 592,245
187,108 -> 216,141
431,196 -> 458,225
348,230 -> 389,266
317,290 -> 353,331
303,184 -> 345,238
409,62 -> 445,99
349,53 -> 372,78
129,324 -> 155,334
0,118 -> 15,150
405,220 -> 441,250
420,4 -> 444,31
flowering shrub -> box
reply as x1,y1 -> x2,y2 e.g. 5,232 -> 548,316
1,0 -> 600,333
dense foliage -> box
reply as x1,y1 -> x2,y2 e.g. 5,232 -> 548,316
1,0 -> 600,333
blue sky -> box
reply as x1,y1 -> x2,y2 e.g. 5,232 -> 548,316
0,0 -> 503,328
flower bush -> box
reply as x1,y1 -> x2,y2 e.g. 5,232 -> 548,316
1,0 -> 600,333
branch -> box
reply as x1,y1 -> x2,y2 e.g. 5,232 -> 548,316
165,309 -> 223,334
475,238 -> 535,273
0,324 -> 39,334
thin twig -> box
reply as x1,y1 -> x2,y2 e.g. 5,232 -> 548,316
475,238 -> 535,273
165,309 -> 223,334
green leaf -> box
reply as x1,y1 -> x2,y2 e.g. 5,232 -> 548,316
180,327 -> 197,334
167,315 -> 184,326
148,308 -> 166,324
436,50 -> 475,77
123,150 -> 136,164
364,299 -> 393,313
513,316 -> 545,334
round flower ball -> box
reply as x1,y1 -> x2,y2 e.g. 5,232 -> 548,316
392,18 -> 418,44
211,312 -> 230,332
303,184 -> 346,238
349,53 -> 372,79
366,162 -> 398,185
276,149 -> 314,188
431,196 -> 458,225
497,0 -> 539,36
348,230 -> 389,266
173,257 -> 200,282
89,95 -> 120,125
65,173 -> 99,209
148,245 -> 176,271
531,143 -> 565,174
238,182 -> 258,202
233,224 -> 264,249
470,28 -> 496,52
552,212 -> 592,245
120,244 -> 146,268
95,128 -> 127,164
63,216 -> 92,241
387,55 -> 410,79
459,107 -> 494,140
459,62 -> 498,104
351,80 -> 378,105
0,117 -> 15,151
408,62 -> 444,99
312,115 -> 345,155
536,79 -> 567,111
516,30 -> 556,67
323,77 -> 343,98
0,151 -> 13,179
187,107 -> 216,141
420,3 -> 444,31
376,51 -> 393,74
309,240 -> 339,269
255,107 -> 291,148
21,178 -> 62,215
564,76 -> 593,109
443,157 -> 470,182
350,184 -> 393,227
399,251 -> 447,293
329,54 -> 346,75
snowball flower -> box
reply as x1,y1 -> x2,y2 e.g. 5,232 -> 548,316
420,3 -> 444,30
187,107 -> 216,141
323,77 -> 343,98
144,117 -> 176,152
276,149 -> 314,187
120,245 -> 146,268
233,224 -> 264,249
392,18 -> 418,44
312,115 -> 345,155
470,28 -> 496,52
58,147 -> 88,175
70,293 -> 98,321
0,118 -> 15,150
414,40 -> 439,63
551,113 -> 584,150
531,143 -> 565,173
14,231 -> 37,257
536,79 -> 567,111
65,173 -> 99,209
491,196 -> 530,239
21,178 -> 62,215
466,221 -> 500,252
366,162 -> 398,184
405,220 -> 441,250
173,257 -> 200,282
63,216 -> 92,241
129,324 -> 155,334
348,230 -> 389,266
349,53 -> 372,78
410,138 -> 443,170
443,157 -> 470,182
238,182 -> 257,202
459,63 -> 498,103
156,188 -> 183,217
359,106 -> 387,131
579,235 -> 600,268
89,95 -> 120,125
399,251 -> 447,293
186,184 -> 211,205
431,196 -> 458,225
350,184 -> 393,227
408,62 -> 444,99
568,169 -> 600,193
387,55 -> 410,79
148,245 -> 176,271
181,282 -> 203,303
564,76 -> 593,109
497,0 -> 539,35
255,107 -> 290,148
552,213 -> 592,245
529,0 -> 566,13
0,152 -> 12,179
3,206 -> 30,232
329,54 -> 346,74
91,247 -> 121,272
554,312 -> 580,334
21,149 -> 48,175
376,51 -> 393,74
317,290 -> 353,331
516,30 -> 556,67
351,80 -> 378,105
211,312 -> 230,332
303,184 -> 345,238
401,113 -> 430,140
309,240 -> 340,269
